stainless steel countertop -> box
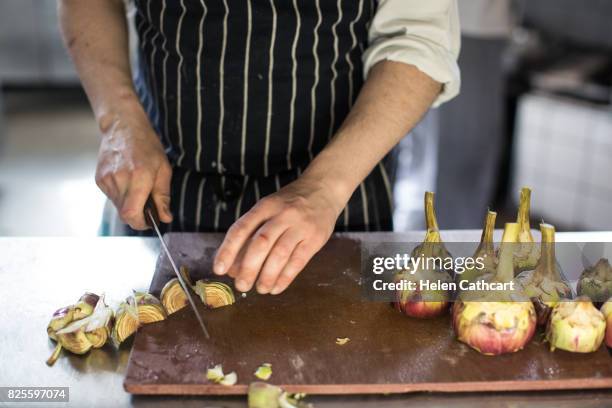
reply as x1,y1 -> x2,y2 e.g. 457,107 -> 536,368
0,235 -> 610,407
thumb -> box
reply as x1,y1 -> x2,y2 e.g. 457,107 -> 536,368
152,164 -> 173,224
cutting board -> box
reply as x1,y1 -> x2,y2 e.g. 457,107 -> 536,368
124,233 -> 612,395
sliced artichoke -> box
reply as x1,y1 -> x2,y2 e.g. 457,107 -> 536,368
73,292 -> 100,320
206,364 -> 225,382
134,292 -> 167,324
47,306 -> 76,341
111,297 -> 139,346
219,372 -> 237,386
194,280 -> 235,309
83,299 -> 114,348
47,295 -> 113,366
254,363 -> 272,380
160,278 -> 189,314
335,338 -> 350,346
206,364 -> 237,386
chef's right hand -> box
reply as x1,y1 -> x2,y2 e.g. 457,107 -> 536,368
95,107 -> 173,230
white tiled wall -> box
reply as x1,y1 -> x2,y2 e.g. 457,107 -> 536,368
513,92 -> 612,230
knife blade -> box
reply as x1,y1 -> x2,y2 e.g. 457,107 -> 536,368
145,197 -> 211,339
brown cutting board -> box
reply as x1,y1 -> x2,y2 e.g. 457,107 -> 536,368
124,233 -> 612,395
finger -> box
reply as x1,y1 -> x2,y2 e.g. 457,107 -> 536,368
102,172 -> 127,214
226,247 -> 245,279
111,170 -> 131,210
106,176 -> 121,204
256,228 -> 303,294
233,217 -> 290,293
96,168 -> 121,204
96,176 -> 119,205
152,163 -> 173,223
270,242 -> 315,295
213,198 -> 281,276
119,172 -> 155,230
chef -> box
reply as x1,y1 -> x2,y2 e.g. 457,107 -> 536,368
59,0 -> 460,295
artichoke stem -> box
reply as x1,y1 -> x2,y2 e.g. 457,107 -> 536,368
46,343 -> 62,366
497,223 -> 519,282
516,187 -> 534,240
535,223 -> 561,280
479,210 -> 496,250
424,191 -> 439,231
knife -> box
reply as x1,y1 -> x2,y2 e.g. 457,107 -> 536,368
145,197 -> 211,339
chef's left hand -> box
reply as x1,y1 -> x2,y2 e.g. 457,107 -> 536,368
213,176 -> 344,294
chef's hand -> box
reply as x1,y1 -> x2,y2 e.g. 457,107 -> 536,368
213,176 -> 344,294
95,107 -> 173,230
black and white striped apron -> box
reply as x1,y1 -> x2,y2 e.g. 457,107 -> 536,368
131,0 -> 395,233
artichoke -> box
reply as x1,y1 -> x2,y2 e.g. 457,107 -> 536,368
160,278 -> 189,314
452,223 -> 537,355
516,223 -> 573,325
194,281 -> 236,309
163,265 -> 236,311
248,382 -> 311,408
249,382 -> 283,408
546,297 -> 606,353
134,292 -> 167,324
393,192 -> 453,318
577,258 -> 612,304
601,298 -> 612,348
111,296 -> 139,346
254,363 -> 272,381
47,306 -> 76,341
73,292 -> 100,320
47,292 -> 100,343
452,300 -> 536,356
206,364 -> 237,386
513,187 -> 539,273
46,294 -> 113,366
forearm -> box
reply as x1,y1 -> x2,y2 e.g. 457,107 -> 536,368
303,60 -> 441,210
58,0 -> 144,131
60,0 -> 172,228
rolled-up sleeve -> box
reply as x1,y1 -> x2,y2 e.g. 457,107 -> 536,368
363,0 -> 461,107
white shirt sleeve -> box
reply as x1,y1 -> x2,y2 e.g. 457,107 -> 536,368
363,0 -> 461,107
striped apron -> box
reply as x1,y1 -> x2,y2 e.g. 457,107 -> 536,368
130,0 -> 395,234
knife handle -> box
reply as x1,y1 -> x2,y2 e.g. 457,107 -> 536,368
144,196 -> 161,227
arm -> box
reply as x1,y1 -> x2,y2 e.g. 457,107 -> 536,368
214,0 -> 461,295
58,0 -> 172,229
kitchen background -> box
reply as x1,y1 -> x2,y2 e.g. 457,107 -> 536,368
0,0 -> 611,236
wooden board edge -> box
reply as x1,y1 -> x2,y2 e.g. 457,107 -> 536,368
123,378 -> 612,395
